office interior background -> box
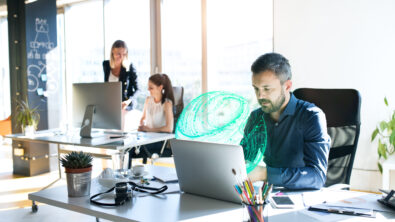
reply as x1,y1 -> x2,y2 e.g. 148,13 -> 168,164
0,0 -> 394,194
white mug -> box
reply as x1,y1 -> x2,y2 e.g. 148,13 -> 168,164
132,165 -> 145,176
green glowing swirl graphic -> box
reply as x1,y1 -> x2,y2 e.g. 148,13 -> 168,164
175,91 -> 267,173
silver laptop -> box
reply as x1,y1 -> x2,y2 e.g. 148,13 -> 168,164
170,139 -> 247,204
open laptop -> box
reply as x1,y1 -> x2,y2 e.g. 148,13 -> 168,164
170,139 -> 247,204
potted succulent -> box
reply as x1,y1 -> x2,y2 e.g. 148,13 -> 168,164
15,100 -> 40,136
60,151 -> 93,197
371,97 -> 395,173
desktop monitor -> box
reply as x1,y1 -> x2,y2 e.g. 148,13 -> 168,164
72,82 -> 122,138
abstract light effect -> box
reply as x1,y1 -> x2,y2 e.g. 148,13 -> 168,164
175,91 -> 267,173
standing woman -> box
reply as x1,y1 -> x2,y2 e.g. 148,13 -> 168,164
103,40 -> 138,111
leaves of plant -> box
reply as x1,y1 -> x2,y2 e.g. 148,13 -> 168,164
378,162 -> 383,174
380,121 -> 388,132
371,128 -> 379,141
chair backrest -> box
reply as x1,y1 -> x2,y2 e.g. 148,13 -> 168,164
293,88 -> 361,186
172,86 -> 184,131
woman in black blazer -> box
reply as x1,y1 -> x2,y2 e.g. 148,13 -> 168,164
103,40 -> 138,111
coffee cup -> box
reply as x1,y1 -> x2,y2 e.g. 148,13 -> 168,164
132,165 -> 145,176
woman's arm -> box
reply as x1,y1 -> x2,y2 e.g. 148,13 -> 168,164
139,98 -> 148,127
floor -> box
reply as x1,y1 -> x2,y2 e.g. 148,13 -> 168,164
0,137 -> 174,222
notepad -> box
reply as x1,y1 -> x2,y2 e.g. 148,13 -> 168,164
153,173 -> 178,183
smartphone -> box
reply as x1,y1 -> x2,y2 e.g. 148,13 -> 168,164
270,195 -> 295,208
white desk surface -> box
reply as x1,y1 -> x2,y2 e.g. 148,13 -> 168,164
28,165 -> 395,222
6,129 -> 175,151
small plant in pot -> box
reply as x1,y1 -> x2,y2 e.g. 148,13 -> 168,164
60,151 -> 93,197
371,97 -> 395,173
15,100 -> 40,136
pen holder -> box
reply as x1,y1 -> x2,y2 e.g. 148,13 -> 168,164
242,202 -> 268,222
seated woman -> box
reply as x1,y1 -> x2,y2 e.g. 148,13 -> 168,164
129,73 -> 175,166
139,73 -> 174,133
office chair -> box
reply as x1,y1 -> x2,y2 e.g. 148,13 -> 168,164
172,86 -> 185,132
0,115 -> 11,143
128,86 -> 184,167
157,86 -> 184,156
293,88 -> 361,187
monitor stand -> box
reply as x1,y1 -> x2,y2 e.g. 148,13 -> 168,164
80,105 -> 105,138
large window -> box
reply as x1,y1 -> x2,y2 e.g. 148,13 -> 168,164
104,0 -> 150,111
64,1 -> 104,84
46,13 -> 66,129
0,17 -> 10,120
161,0 -> 202,106
57,0 -> 272,129
207,0 -> 273,108
63,1 -> 104,127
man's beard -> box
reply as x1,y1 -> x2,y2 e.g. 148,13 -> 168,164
258,91 -> 285,114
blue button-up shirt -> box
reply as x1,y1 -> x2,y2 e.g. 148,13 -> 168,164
241,93 -> 330,189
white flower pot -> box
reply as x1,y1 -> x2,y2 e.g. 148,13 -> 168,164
23,125 -> 35,136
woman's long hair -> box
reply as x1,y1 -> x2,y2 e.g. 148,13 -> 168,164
109,40 -> 129,71
149,73 -> 175,105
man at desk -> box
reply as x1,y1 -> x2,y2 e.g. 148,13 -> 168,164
242,53 -> 331,190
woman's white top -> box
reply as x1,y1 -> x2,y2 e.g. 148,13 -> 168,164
145,96 -> 172,129
108,72 -> 119,82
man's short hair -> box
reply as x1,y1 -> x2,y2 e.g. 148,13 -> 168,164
251,53 -> 292,84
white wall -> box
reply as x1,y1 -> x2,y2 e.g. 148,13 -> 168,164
274,0 -> 395,191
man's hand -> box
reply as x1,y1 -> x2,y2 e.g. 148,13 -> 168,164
248,166 -> 267,182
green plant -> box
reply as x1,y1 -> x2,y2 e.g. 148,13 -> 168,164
15,100 -> 40,129
371,97 -> 395,173
60,151 -> 93,169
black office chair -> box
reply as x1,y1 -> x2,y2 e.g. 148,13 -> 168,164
293,88 -> 361,187
172,86 -> 184,132
157,86 -> 184,156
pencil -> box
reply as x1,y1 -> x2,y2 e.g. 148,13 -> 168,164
263,184 -> 273,202
244,181 -> 255,205
242,187 -> 253,205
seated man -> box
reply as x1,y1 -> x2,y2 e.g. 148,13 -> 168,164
241,53 -> 331,190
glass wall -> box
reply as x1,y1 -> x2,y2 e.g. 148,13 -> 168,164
206,0 -> 273,109
0,17 -> 10,120
161,0 -> 202,106
104,0 -> 150,111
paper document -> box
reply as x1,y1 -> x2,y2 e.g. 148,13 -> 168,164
153,172 -> 178,183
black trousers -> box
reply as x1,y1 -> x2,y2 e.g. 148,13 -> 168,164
127,141 -> 172,168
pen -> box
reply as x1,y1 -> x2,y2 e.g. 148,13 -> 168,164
308,206 -> 373,217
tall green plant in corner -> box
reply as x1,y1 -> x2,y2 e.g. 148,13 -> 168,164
371,97 -> 395,173
15,100 -> 40,130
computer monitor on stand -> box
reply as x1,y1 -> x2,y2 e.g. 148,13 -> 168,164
72,82 -> 122,138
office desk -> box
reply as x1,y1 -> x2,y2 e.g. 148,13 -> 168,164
6,129 -> 175,152
28,165 -> 395,222
6,130 -> 174,185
